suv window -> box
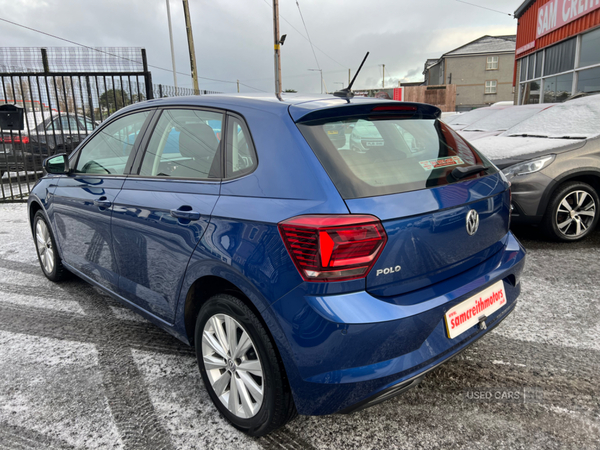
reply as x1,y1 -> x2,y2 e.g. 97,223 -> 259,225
48,116 -> 80,132
139,109 -> 223,179
225,115 -> 257,178
74,111 -> 150,175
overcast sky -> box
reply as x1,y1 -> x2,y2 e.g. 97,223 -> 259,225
0,0 -> 522,94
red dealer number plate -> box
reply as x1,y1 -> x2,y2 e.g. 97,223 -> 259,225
444,280 -> 506,339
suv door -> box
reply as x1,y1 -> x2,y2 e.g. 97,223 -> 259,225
111,108 -> 223,322
52,110 -> 153,291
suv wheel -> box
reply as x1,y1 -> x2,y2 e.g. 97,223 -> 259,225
542,181 -> 599,241
33,211 -> 69,281
194,294 -> 296,436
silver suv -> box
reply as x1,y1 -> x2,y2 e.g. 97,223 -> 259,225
472,95 -> 600,241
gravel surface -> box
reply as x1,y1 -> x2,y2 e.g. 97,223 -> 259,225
0,202 -> 598,449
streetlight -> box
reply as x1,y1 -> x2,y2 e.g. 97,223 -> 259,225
308,69 -> 323,94
165,0 -> 177,93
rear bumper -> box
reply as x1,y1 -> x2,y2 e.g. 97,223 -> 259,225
269,232 -> 526,416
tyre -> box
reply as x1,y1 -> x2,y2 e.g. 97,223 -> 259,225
194,294 -> 296,436
542,181 -> 599,241
33,211 -> 69,281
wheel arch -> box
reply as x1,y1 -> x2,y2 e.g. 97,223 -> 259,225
536,169 -> 600,218
180,273 -> 299,397
28,198 -> 44,231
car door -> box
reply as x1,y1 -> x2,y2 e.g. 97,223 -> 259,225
110,107 -> 223,322
51,110 -> 153,291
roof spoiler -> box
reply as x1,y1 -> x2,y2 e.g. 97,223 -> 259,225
295,102 -> 442,124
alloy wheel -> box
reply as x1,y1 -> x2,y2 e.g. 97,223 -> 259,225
202,313 -> 264,419
35,219 -> 55,274
555,190 -> 596,238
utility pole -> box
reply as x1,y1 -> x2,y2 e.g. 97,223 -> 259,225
272,0 -> 282,95
348,69 -> 351,85
381,64 -> 385,88
166,0 -> 177,94
237,80 -> 240,93
308,69 -> 323,94
182,0 -> 199,94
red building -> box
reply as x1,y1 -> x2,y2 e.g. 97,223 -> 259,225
514,0 -> 600,104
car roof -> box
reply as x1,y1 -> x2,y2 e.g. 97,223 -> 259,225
118,93 -> 410,120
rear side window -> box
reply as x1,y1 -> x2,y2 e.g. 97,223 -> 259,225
225,115 -> 257,178
298,117 -> 495,199
139,109 -> 223,179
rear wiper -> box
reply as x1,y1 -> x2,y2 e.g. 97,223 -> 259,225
450,165 -> 487,180
553,136 -> 586,140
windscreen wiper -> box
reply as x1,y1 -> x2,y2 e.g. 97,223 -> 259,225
450,165 -> 487,180
333,52 -> 369,100
507,133 -> 548,138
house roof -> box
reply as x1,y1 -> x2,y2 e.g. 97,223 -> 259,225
424,58 -> 439,70
444,35 -> 516,57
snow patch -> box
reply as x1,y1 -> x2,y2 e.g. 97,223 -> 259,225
472,136 -> 577,160
502,94 -> 600,139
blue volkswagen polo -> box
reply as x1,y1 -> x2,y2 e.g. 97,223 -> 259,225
28,94 -> 525,436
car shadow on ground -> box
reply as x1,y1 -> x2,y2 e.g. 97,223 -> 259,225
511,224 -> 600,250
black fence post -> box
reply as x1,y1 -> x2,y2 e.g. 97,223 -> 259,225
41,48 -> 50,74
86,75 -> 95,126
141,49 -> 153,100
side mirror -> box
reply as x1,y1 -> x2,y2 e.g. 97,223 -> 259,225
43,153 -> 69,175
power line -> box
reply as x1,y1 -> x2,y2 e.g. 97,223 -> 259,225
0,16 -> 266,92
260,0 -> 347,68
295,0 -> 320,70
454,0 -> 513,17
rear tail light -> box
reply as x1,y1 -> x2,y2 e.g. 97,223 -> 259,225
278,215 -> 387,282
0,136 -> 29,144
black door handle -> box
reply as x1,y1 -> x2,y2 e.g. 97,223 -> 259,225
170,206 -> 200,221
94,196 -> 112,208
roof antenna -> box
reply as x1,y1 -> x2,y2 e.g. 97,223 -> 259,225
333,52 -> 369,100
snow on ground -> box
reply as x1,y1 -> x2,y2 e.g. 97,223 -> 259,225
0,202 -> 599,449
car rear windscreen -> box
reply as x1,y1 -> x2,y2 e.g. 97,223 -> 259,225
297,117 -> 496,199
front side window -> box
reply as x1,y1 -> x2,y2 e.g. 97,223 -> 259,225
225,115 -> 257,178
139,109 -> 223,179
485,80 -> 497,94
298,117 -> 495,199
74,111 -> 150,175
486,56 -> 498,70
